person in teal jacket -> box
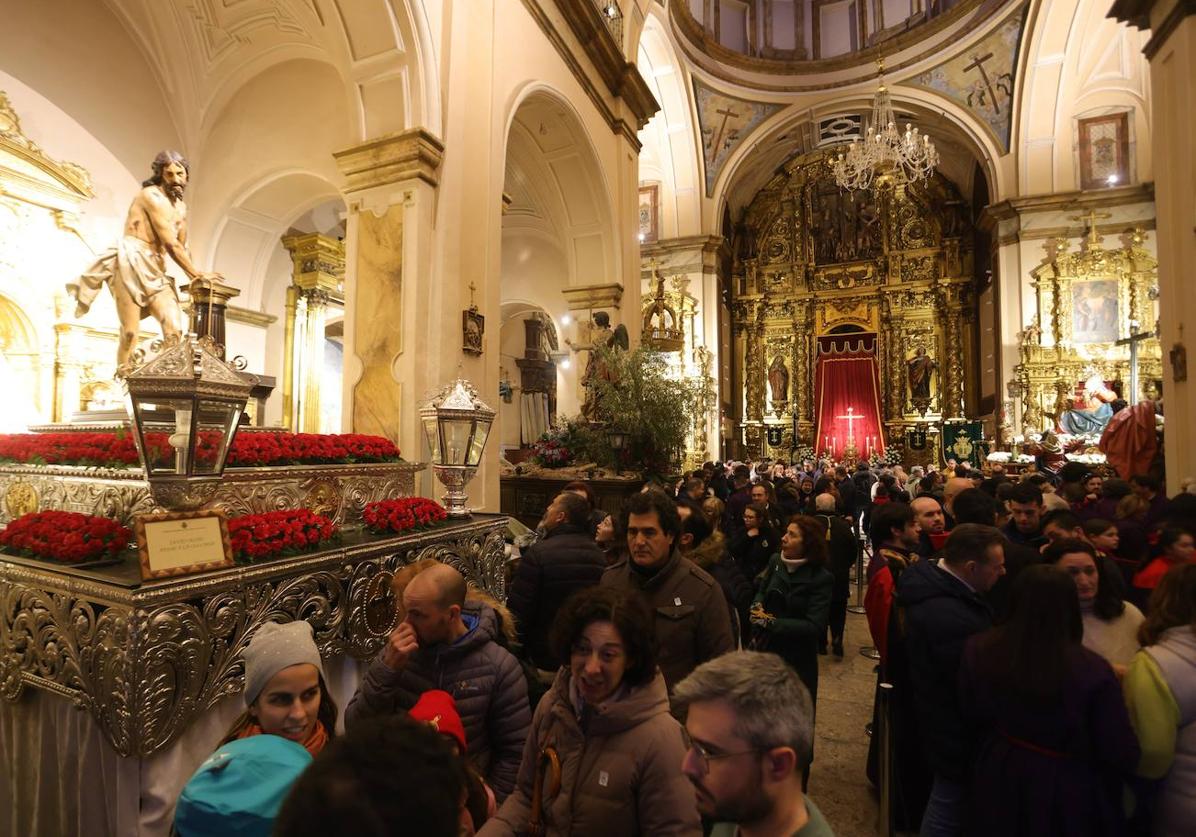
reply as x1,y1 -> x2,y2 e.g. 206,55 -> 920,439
750,514 -> 833,788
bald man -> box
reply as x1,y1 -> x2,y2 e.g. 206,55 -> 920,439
942,477 -> 975,524
345,561 -> 531,800
911,495 -> 948,558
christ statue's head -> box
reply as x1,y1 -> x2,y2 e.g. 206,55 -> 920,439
144,150 -> 190,200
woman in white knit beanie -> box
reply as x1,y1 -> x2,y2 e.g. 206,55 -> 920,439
218,620 -> 338,757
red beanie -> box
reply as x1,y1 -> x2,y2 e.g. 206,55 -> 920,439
409,690 -> 468,754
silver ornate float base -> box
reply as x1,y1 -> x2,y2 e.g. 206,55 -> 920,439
0,515 -> 507,758
0,461 -> 424,528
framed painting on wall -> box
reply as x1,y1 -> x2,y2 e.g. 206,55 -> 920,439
1078,112 -> 1129,190
1071,279 -> 1119,344
637,184 -> 658,244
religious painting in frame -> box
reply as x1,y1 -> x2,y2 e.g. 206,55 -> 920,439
462,308 -> 484,355
1070,279 -> 1119,344
637,184 -> 659,244
135,509 -> 234,580
1078,112 -> 1129,190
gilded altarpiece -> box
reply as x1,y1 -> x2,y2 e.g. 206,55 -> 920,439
1013,227 -> 1159,435
731,151 -> 975,460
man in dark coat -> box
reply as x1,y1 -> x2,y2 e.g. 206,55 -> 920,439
836,466 -> 857,520
851,462 -> 877,533
506,491 -> 606,672
1002,481 -> 1048,549
345,562 -> 531,800
677,499 -> 753,649
723,464 -> 753,539
603,490 -> 735,691
895,524 -> 1006,835
813,492 -> 857,657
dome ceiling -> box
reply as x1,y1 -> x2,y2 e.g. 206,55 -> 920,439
670,0 -> 1017,89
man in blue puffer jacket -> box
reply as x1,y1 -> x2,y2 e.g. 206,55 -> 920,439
345,561 -> 531,801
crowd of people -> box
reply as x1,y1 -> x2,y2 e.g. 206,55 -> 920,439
168,456 -> 1196,837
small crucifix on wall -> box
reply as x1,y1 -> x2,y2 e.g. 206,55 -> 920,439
462,281 -> 484,355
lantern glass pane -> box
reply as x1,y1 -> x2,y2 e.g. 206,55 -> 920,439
422,417 -> 442,462
131,397 -> 198,475
466,419 -> 491,466
191,398 -> 243,475
442,418 -> 473,466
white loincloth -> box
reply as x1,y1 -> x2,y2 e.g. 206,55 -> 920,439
67,236 -> 178,316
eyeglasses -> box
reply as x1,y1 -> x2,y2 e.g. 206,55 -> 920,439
681,728 -> 761,774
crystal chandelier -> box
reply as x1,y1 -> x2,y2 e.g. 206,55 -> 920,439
831,61 -> 940,192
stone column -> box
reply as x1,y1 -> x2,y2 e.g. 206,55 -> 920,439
300,290 -> 330,432
281,233 -> 345,433
637,235 -> 727,458
1111,0 -> 1196,492
281,286 -> 298,429
334,130 -> 444,460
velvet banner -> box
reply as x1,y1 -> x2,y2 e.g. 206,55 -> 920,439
813,333 -> 885,460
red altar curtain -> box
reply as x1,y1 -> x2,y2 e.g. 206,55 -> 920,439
813,333 -> 886,460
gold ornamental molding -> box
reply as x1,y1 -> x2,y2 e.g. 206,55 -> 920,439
979,183 -> 1155,228
517,0 -> 659,149
333,128 -> 445,192
0,91 -> 93,210
226,306 -> 278,328
561,282 -> 624,312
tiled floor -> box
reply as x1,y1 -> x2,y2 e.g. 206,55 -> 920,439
807,609 -> 881,836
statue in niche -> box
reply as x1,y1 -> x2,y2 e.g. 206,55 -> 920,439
768,355 -> 790,405
580,311 -> 629,423
855,197 -> 881,256
67,150 -> 226,373
907,347 -> 938,401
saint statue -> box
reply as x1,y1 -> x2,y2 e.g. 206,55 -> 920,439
768,355 -> 790,404
67,150 -> 225,373
907,347 -> 937,401
1058,372 -> 1118,435
580,311 -> 629,422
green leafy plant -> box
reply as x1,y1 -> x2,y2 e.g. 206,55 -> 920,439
585,344 -> 702,478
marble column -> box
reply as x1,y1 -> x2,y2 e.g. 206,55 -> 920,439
638,235 -> 728,459
334,130 -> 443,459
1112,0 -> 1196,492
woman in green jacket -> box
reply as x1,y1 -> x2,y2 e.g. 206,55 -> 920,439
751,514 -> 834,787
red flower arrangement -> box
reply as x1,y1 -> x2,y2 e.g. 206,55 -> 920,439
362,498 -> 448,535
226,509 -> 339,563
0,510 -> 130,564
0,431 -> 400,469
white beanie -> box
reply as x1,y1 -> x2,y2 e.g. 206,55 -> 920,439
242,621 -> 324,706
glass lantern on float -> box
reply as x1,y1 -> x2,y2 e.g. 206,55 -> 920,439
606,426 -> 628,475
420,378 -> 496,518
124,335 -> 253,510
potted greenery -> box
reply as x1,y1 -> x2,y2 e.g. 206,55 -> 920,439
583,344 -> 703,479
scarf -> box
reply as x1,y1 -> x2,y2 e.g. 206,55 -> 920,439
237,720 -> 328,757
779,556 -> 808,571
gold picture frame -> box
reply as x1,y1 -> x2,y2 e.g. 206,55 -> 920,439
135,509 -> 234,580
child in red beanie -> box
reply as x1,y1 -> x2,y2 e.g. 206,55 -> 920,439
409,689 -> 496,833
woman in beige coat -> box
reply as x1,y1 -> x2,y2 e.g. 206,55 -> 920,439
480,586 -> 701,837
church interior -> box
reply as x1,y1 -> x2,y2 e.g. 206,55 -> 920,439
2,0 -> 1195,835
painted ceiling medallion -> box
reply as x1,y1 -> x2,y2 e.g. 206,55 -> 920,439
693,80 -> 783,196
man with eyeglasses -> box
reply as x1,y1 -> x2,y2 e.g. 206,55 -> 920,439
673,651 -> 834,836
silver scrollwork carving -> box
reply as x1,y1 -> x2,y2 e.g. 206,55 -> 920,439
0,516 -> 507,757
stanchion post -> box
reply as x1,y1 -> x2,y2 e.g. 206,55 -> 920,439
878,681 -> 895,837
